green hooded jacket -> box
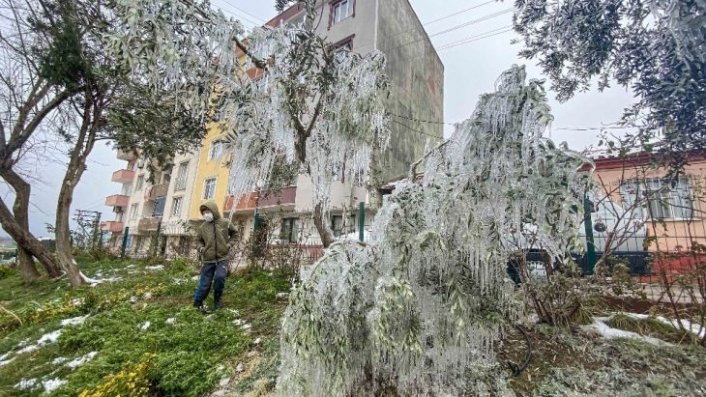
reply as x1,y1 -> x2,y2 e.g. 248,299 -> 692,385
197,201 -> 238,263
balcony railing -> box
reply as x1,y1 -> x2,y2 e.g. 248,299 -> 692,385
138,217 -> 162,232
105,194 -> 129,208
111,169 -> 136,184
101,221 -> 124,233
146,183 -> 169,200
224,186 -> 297,212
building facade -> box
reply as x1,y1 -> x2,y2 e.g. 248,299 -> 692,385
104,0 -> 443,256
591,152 -> 706,253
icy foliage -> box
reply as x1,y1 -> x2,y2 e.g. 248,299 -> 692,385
276,66 -> 588,396
105,0 -> 388,227
224,24 -> 388,219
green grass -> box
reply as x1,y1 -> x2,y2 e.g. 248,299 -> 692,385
0,257 -> 291,397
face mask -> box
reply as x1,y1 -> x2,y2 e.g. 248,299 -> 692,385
203,212 -> 214,223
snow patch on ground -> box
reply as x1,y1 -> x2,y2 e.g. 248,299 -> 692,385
0,356 -> 15,367
609,313 -> 705,339
139,321 -> 151,331
79,270 -> 121,286
14,378 -> 38,390
165,318 -> 177,325
583,317 -> 666,345
42,378 -> 67,393
38,330 -> 62,344
16,344 -> 39,354
52,357 -> 67,365
146,265 -> 164,271
66,352 -> 97,369
61,315 -> 89,327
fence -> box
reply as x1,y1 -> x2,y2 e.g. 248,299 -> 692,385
583,171 -> 706,284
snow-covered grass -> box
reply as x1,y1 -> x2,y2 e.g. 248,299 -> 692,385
0,257 -> 291,396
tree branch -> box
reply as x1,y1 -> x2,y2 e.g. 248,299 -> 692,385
234,37 -> 268,70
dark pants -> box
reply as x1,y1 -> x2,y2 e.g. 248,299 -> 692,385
193,261 -> 227,306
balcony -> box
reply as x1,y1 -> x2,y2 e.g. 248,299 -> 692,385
105,194 -> 129,208
146,183 -> 169,200
111,169 -> 136,184
117,149 -> 137,161
101,221 -> 124,233
224,186 -> 297,212
138,217 -> 162,232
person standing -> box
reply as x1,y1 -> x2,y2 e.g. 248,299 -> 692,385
194,201 -> 238,311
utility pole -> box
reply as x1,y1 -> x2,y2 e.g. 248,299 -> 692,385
73,210 -> 102,250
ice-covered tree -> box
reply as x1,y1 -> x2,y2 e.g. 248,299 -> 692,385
513,0 -> 706,169
107,0 -> 389,248
276,65 -> 588,396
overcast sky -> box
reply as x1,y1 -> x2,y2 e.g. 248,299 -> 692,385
2,0 -> 635,238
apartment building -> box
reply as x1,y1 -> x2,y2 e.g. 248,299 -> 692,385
102,150 -> 199,257
105,0 -> 443,255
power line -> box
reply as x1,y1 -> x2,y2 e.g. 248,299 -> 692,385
437,25 -> 512,49
389,118 -> 444,140
389,0 -> 497,41
388,112 -> 454,126
390,9 -> 513,52
423,0 -> 498,25
437,27 -> 514,51
221,1 -> 266,24
429,8 -> 513,39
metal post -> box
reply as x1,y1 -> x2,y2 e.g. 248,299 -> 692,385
583,195 -> 597,274
92,212 -> 101,250
358,202 -> 365,242
120,227 -> 130,258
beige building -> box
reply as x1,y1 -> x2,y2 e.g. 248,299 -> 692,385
102,150 -> 199,257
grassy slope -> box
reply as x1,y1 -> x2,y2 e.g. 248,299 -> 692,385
0,256 -> 290,397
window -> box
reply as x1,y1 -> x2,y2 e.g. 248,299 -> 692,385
280,218 -> 299,243
203,177 -> 217,200
152,197 -> 166,217
172,197 -> 183,218
209,141 -> 224,161
130,203 -> 139,220
175,162 -> 189,191
334,36 -> 354,63
331,0 -> 354,26
620,177 -> 694,220
135,175 -> 144,191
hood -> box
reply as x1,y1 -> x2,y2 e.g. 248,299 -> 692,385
199,201 -> 222,220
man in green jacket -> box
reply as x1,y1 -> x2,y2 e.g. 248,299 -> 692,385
194,201 -> 238,310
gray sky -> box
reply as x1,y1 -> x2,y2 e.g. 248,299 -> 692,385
2,0 -> 635,238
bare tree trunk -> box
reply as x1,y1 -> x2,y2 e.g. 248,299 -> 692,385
54,91 -> 102,287
55,172 -> 84,286
0,196 -> 62,274
313,202 -> 335,248
16,248 -> 40,281
0,168 -> 61,278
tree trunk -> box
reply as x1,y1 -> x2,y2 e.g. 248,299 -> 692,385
313,202 -> 335,248
54,91 -> 102,288
55,176 -> 84,287
17,247 -> 40,281
0,196 -> 62,274
54,137 -> 90,288
367,145 -> 384,210
0,168 -> 61,278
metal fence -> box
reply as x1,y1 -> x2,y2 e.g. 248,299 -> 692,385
581,172 -> 706,284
